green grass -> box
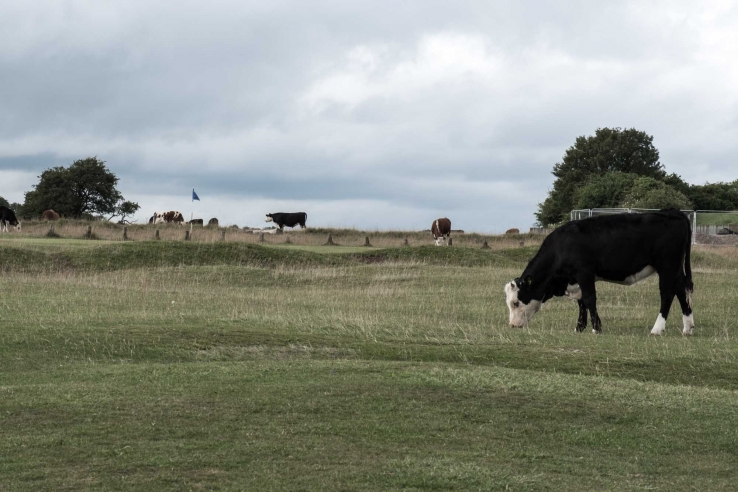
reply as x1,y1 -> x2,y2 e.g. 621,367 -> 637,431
2,239 -> 738,490
696,211 -> 738,225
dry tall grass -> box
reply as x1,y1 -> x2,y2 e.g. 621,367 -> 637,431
8,219 -> 546,250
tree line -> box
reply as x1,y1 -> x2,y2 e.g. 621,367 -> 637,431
0,157 -> 140,222
536,127 -> 738,226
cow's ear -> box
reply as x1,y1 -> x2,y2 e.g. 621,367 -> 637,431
524,275 -> 532,287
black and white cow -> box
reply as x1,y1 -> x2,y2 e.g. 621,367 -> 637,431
0,206 -> 20,232
265,212 -> 307,230
504,210 -> 694,336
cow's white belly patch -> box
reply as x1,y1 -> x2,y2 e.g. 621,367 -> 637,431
598,265 -> 656,286
564,284 -> 582,300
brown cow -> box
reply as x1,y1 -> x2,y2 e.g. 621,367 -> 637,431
42,210 -> 60,221
431,218 -> 452,246
505,228 -> 520,235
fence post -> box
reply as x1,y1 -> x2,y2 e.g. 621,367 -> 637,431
50,224 -> 54,235
260,233 -> 265,243
123,227 -> 128,241
221,230 -> 225,242
364,236 -> 372,247
155,229 -> 160,240
285,235 -> 291,244
86,225 -> 92,239
481,240 -> 489,249
403,237 -> 409,247
519,240 -> 525,247
185,230 -> 190,241
448,237 -> 452,246
326,234 -> 335,245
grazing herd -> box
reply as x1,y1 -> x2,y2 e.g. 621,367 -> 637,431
1,202 -> 699,335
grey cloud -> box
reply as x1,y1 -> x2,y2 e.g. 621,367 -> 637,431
1,1 -> 737,231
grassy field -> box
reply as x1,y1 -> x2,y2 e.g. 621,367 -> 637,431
1,235 -> 738,491
696,211 -> 738,226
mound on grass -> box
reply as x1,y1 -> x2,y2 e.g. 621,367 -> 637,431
0,241 -> 539,273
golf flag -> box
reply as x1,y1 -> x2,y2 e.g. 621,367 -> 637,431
192,189 -> 200,202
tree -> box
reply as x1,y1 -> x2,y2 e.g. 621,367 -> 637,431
537,128 -> 664,225
686,180 -> 738,210
620,176 -> 693,210
573,172 -> 639,210
23,157 -> 138,219
0,196 -> 9,209
109,200 -> 141,223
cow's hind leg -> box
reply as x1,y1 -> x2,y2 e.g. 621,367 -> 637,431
575,300 -> 588,332
651,273 -> 677,336
675,277 -> 695,336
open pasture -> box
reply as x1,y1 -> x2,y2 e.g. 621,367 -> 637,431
1,237 -> 738,491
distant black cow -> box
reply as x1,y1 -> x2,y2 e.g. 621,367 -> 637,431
208,218 -> 219,226
187,219 -> 204,226
431,218 -> 451,246
504,210 -> 694,336
0,206 -> 20,232
265,212 -> 307,230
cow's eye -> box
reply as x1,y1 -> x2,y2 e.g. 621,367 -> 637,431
513,301 -> 520,308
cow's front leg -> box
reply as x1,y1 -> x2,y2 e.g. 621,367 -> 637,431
575,300 -> 588,332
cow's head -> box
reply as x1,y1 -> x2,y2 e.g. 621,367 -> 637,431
434,236 -> 445,246
504,276 -> 542,327
265,214 -> 273,223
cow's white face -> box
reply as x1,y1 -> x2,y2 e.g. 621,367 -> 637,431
265,215 -> 273,223
504,281 -> 542,327
434,236 -> 445,246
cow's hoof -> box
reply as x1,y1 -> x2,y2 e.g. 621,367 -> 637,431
650,329 -> 665,336
682,327 -> 694,336
591,329 -> 601,335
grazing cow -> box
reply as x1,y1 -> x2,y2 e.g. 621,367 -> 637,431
187,219 -> 203,226
208,218 -> 219,226
149,211 -> 184,224
42,209 -> 60,221
265,212 -> 307,230
431,218 -> 451,246
505,228 -> 520,235
0,206 -> 20,232
504,210 -> 694,336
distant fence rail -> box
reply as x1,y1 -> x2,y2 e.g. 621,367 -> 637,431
570,208 -> 738,245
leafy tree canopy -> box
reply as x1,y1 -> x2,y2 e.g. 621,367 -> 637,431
537,127 -> 664,225
687,180 -> 738,210
573,172 -> 640,210
23,157 -> 138,219
0,196 -> 9,209
620,176 -> 693,210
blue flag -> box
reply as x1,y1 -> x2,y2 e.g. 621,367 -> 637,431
192,189 -> 200,201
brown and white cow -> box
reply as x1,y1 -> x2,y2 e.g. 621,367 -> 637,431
431,218 -> 451,246
149,211 -> 184,224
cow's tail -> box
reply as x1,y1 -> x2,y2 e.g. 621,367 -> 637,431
684,220 -> 694,309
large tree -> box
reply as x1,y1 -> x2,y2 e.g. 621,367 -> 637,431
537,128 -> 665,225
620,176 -> 693,210
23,157 -> 138,219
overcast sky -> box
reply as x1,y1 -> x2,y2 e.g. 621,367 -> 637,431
1,1 -> 736,231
